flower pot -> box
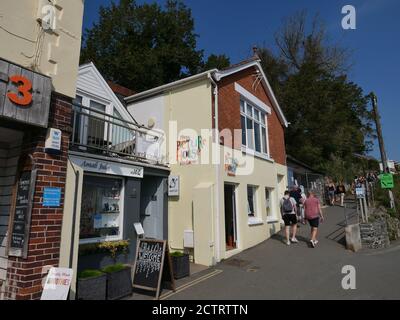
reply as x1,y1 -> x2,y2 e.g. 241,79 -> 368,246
105,266 -> 132,300
76,273 -> 107,300
172,254 -> 190,279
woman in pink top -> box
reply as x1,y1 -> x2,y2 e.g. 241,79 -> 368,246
303,191 -> 325,248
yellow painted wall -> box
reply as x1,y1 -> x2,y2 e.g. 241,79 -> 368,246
218,146 -> 286,259
0,0 -> 84,97
163,80 -> 217,261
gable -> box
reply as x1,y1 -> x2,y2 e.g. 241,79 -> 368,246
77,63 -> 136,123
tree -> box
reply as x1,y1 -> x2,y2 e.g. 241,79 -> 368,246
80,0 -> 204,92
258,11 -> 374,180
201,54 -> 231,71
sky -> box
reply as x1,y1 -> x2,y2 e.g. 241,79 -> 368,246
82,0 -> 400,162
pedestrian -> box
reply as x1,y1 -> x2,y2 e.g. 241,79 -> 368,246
299,186 -> 307,224
336,181 -> 346,207
280,191 -> 298,246
303,191 -> 324,248
328,182 -> 336,206
290,186 -> 302,223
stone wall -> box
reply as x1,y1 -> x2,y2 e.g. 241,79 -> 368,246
360,219 -> 390,250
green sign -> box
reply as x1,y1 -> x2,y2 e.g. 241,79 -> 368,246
380,174 -> 394,189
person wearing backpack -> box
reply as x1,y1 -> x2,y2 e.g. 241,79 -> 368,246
280,191 -> 299,246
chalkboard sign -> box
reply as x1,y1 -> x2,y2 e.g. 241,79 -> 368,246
132,239 -> 175,299
9,170 -> 37,258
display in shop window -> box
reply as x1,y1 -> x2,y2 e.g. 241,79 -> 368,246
80,175 -> 123,241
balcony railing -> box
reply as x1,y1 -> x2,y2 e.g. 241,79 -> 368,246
70,102 -> 165,165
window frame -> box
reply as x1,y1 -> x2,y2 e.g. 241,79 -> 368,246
247,185 -> 263,226
265,187 -> 278,223
78,173 -> 125,245
240,99 -> 270,159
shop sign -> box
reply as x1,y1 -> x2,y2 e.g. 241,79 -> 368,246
9,170 -> 37,258
70,155 -> 144,178
42,187 -> 61,207
0,58 -> 51,128
45,128 -> 62,155
380,173 -> 394,189
41,267 -> 73,300
168,175 -> 180,196
224,153 -> 239,177
132,239 -> 175,300
355,187 -> 365,199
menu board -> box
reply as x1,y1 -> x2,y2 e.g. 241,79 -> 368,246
132,239 -> 175,299
9,170 -> 36,257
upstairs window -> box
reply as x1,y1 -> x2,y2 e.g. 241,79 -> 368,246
240,99 -> 269,157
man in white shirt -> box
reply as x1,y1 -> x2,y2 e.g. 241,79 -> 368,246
280,191 -> 299,246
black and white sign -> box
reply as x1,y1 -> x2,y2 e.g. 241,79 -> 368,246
9,170 -> 37,257
70,155 -> 144,178
168,176 -> 180,196
132,239 -> 175,299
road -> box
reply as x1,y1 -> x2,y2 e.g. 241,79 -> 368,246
166,202 -> 400,300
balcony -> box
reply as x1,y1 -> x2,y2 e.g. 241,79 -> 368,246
70,102 -> 165,165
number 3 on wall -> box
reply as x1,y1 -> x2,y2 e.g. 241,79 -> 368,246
7,75 -> 33,106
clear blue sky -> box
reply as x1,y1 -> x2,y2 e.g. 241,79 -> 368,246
82,0 -> 400,162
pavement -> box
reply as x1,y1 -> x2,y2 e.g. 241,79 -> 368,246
163,201 -> 400,300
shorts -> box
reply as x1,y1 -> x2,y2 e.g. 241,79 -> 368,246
283,214 -> 298,226
308,217 -> 320,228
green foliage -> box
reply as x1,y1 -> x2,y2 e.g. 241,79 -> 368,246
81,0 -> 210,92
78,269 -> 104,279
201,54 -> 230,71
170,251 -> 185,257
101,263 -> 127,274
257,12 -> 375,179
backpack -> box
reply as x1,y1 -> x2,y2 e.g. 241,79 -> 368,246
282,198 -> 293,214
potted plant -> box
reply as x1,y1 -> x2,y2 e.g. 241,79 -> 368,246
76,269 -> 107,300
99,240 -> 132,300
170,251 -> 190,279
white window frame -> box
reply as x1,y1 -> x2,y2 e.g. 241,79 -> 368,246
240,99 -> 271,160
79,173 -> 125,245
247,185 -> 263,226
265,187 -> 279,223
75,94 -> 113,147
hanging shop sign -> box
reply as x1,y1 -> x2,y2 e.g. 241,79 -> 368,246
132,239 -> 175,300
0,58 -> 52,128
380,173 -> 394,189
8,169 -> 37,258
70,155 -> 144,178
168,175 -> 180,196
41,267 -> 73,300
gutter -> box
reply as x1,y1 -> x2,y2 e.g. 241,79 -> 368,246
125,69 -> 218,104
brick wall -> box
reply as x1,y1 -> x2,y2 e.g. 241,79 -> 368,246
217,67 -> 286,165
4,92 -> 72,300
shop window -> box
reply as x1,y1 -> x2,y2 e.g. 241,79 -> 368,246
79,175 -> 124,243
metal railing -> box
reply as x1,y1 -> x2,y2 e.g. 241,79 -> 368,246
70,102 -> 165,164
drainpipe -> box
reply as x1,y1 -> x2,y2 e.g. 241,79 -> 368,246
208,73 -> 221,265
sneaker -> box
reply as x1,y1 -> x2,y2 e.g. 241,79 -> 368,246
310,240 -> 316,248
286,240 -> 291,246
314,240 -> 319,246
291,237 -> 299,243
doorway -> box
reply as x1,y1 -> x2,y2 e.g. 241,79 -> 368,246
224,184 -> 237,251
